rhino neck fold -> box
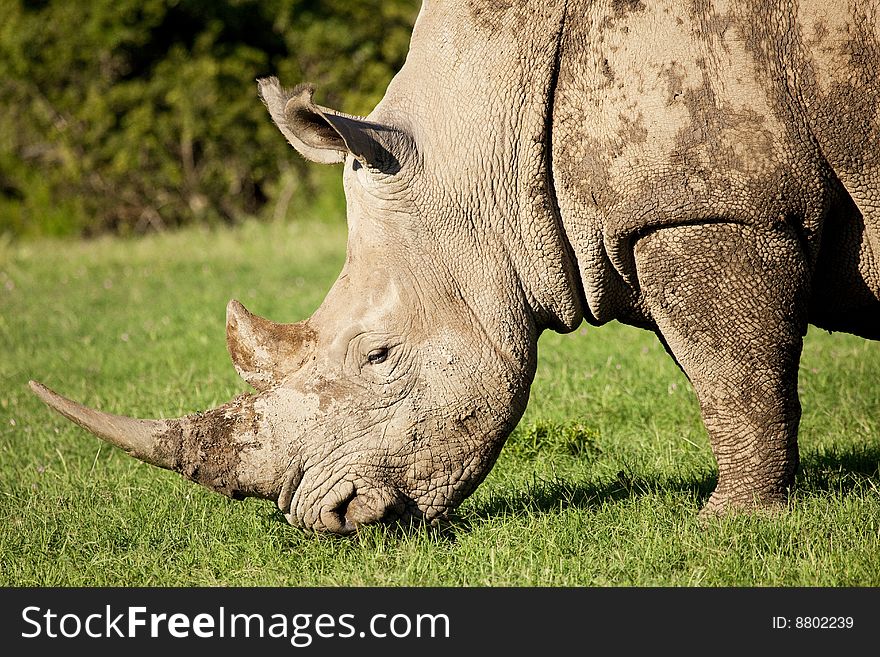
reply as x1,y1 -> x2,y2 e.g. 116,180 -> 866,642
495,0 -> 584,333
530,0 -> 586,333
386,0 -> 583,334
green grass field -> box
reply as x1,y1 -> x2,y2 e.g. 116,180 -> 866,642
1,215 -> 878,586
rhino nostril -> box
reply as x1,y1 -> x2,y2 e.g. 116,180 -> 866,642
330,488 -> 359,534
322,486 -> 408,534
340,494 -> 371,531
344,492 -> 408,530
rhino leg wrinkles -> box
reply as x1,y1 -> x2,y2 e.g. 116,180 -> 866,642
634,222 -> 809,513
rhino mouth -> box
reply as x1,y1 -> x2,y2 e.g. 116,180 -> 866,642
280,467 -> 417,534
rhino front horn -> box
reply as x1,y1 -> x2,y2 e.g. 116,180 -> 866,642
28,380 -> 277,501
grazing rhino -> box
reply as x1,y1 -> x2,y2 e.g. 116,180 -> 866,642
31,0 -> 879,534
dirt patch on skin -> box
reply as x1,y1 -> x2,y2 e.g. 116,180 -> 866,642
155,395 -> 261,499
612,0 -> 646,15
465,0 -> 561,35
466,0 -> 516,31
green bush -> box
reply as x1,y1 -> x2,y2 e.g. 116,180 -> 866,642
0,0 -> 419,237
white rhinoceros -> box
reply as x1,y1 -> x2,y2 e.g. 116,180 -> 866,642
32,0 -> 879,533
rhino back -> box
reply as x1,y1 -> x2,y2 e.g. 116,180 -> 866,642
551,0 -> 878,327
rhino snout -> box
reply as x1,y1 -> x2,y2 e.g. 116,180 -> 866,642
286,478 -> 411,535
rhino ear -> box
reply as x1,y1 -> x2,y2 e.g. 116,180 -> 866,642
258,77 -> 400,172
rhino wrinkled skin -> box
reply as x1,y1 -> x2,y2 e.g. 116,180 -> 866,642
32,0 -> 880,533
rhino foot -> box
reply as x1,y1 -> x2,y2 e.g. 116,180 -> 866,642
698,488 -> 791,521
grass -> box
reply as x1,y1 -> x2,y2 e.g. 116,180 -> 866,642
1,214 -> 878,587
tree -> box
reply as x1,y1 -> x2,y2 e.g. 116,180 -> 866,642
0,0 -> 420,236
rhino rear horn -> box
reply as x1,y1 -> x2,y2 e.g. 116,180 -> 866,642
225,299 -> 315,391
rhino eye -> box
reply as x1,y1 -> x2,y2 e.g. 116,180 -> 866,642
367,347 -> 389,364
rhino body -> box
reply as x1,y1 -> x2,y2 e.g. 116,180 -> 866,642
32,0 -> 879,532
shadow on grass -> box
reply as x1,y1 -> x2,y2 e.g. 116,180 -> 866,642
797,443 -> 880,491
261,443 -> 879,541
463,471 -> 716,525
463,442 -> 880,526
262,505 -> 461,546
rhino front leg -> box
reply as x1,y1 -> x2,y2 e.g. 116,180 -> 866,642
633,221 -> 810,514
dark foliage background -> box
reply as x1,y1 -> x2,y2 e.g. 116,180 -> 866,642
0,0 -> 420,237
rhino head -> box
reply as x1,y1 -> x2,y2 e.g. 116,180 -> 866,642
32,4 -> 580,533
31,24 -> 583,531
30,269 -> 525,534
